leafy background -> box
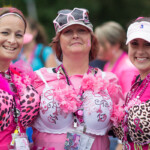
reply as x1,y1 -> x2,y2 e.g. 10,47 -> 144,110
1,0 -> 150,42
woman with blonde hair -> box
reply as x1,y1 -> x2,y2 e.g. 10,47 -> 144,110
95,21 -> 139,96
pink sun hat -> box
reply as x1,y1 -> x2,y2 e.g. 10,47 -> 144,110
23,33 -> 33,44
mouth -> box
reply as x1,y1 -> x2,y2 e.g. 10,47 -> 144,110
71,42 -> 82,46
136,57 -> 148,62
3,46 -> 16,51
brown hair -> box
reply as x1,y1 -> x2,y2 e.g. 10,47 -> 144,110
49,31 -> 99,62
95,21 -> 127,52
26,17 -> 48,45
0,7 -> 27,32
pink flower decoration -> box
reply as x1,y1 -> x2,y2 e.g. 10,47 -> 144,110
95,76 -> 108,92
107,83 -> 118,97
111,104 -> 125,127
54,84 -> 81,113
81,74 -> 95,91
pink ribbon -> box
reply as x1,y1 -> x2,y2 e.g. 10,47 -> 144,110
134,118 -> 143,134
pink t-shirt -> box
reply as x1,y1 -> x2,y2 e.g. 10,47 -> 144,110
104,52 -> 139,96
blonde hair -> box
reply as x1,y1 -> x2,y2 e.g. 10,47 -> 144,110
95,21 -> 127,52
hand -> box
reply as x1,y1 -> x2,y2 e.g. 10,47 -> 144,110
115,143 -> 123,150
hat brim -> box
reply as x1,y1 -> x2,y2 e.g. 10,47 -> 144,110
126,31 -> 150,44
57,20 -> 93,33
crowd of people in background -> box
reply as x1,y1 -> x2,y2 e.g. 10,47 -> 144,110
0,5 -> 150,150
13,17 -> 57,71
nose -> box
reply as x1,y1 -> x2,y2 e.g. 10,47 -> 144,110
136,47 -> 144,54
7,34 -> 17,44
72,31 -> 79,39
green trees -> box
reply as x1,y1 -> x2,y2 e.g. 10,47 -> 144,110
1,0 -> 150,42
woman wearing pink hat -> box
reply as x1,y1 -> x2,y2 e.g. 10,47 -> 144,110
114,17 -> 150,150
31,8 -> 124,150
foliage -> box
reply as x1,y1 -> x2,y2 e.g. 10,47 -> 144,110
0,0 -> 150,42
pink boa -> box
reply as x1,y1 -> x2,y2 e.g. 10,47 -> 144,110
10,60 -> 35,81
54,83 -> 81,113
0,74 -> 13,95
0,60 -> 36,96
111,104 -> 124,127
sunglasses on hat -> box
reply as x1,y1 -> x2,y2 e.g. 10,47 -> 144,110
53,8 -> 93,33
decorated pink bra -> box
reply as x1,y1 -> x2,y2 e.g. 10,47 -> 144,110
32,66 -> 124,135
0,60 -> 40,131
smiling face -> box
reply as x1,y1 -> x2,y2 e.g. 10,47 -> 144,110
128,38 -> 150,79
59,24 -> 91,60
0,14 -> 25,63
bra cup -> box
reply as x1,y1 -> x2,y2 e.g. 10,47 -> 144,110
39,88 -> 73,130
83,90 -> 112,132
19,85 -> 40,127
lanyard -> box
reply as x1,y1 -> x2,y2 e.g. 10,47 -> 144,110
59,64 -> 93,132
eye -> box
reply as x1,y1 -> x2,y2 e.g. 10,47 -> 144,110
130,40 -> 138,46
63,29 -> 72,34
144,42 -> 150,46
78,28 -> 88,33
16,33 -> 23,38
1,31 -> 9,35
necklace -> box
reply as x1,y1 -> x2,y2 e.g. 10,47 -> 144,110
126,73 -> 150,104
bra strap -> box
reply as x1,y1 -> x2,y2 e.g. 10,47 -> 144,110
36,70 -> 49,88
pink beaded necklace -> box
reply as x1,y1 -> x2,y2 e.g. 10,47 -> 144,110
126,73 -> 150,104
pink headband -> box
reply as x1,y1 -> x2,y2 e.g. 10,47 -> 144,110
0,12 -> 25,25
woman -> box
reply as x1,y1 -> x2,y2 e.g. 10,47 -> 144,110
95,21 -> 139,96
32,8 -> 124,150
14,17 -> 57,71
0,7 -> 40,149
114,17 -> 150,149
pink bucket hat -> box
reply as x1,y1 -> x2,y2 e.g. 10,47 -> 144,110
53,7 -> 93,34
126,21 -> 150,44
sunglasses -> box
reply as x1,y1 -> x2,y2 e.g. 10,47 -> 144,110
53,8 -> 90,32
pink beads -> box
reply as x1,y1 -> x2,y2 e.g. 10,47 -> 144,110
77,110 -> 83,116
